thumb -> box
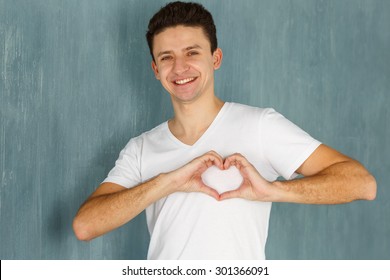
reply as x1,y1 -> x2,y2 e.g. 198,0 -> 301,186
199,182 -> 221,200
219,189 -> 242,201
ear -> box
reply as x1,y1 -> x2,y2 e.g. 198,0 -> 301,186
213,48 -> 223,70
151,60 -> 160,80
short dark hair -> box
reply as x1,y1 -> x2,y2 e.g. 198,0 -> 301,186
146,1 -> 218,60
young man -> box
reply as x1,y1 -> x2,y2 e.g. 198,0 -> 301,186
73,2 -> 376,259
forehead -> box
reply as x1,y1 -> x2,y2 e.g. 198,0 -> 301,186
152,25 -> 210,54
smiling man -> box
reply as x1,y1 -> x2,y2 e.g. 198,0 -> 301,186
73,1 -> 376,260
151,26 -> 221,105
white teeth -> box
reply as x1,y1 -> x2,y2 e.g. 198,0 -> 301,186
174,77 -> 195,85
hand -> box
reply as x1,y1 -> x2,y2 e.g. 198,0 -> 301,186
219,153 -> 274,201
169,150 -> 224,200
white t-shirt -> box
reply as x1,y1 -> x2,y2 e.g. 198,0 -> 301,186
103,102 -> 321,259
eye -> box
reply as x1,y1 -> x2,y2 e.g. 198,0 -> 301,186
160,56 -> 172,61
187,51 -> 199,56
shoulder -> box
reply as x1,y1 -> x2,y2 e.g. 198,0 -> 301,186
227,102 -> 276,122
141,122 -> 168,140
123,121 -> 168,150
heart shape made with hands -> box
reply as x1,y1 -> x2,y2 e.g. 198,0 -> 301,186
201,165 -> 243,195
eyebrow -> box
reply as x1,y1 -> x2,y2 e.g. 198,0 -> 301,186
185,44 -> 202,51
156,44 -> 202,58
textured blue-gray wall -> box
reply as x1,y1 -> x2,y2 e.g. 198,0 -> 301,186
1,0 -> 389,259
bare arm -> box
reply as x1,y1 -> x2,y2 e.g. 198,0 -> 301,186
272,144 -> 377,203
73,151 -> 223,241
220,144 -> 377,204
73,177 -> 171,241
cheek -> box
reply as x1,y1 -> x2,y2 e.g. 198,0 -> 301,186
157,66 -> 171,81
188,61 -> 209,75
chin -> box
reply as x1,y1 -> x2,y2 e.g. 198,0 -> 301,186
172,92 -> 202,104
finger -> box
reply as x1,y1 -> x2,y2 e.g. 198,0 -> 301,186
202,151 -> 224,169
191,152 -> 222,172
209,150 -> 225,168
219,189 -> 242,201
199,184 -> 221,200
224,153 -> 243,170
224,153 -> 252,170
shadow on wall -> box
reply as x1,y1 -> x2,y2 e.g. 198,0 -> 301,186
49,1 -> 164,259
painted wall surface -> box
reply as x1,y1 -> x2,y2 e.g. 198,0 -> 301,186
1,0 -> 389,259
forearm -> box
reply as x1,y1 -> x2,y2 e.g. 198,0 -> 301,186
271,160 -> 377,204
73,151 -> 224,241
73,174 -> 174,241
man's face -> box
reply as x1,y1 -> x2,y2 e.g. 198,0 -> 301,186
151,25 -> 222,104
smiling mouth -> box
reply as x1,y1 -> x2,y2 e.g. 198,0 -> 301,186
173,77 -> 197,85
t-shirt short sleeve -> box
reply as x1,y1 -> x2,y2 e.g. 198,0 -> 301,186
260,108 -> 321,180
102,137 -> 142,188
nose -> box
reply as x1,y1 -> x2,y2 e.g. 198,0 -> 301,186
172,57 -> 189,75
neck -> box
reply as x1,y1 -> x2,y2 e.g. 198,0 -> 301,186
169,96 -> 225,145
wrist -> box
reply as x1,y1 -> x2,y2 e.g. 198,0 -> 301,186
270,180 -> 299,203
157,172 -> 181,195
269,180 -> 288,202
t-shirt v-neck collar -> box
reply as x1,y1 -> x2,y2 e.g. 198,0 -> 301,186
165,102 -> 230,148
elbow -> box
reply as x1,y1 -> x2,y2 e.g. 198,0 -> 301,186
362,173 -> 377,201
72,217 -> 94,242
